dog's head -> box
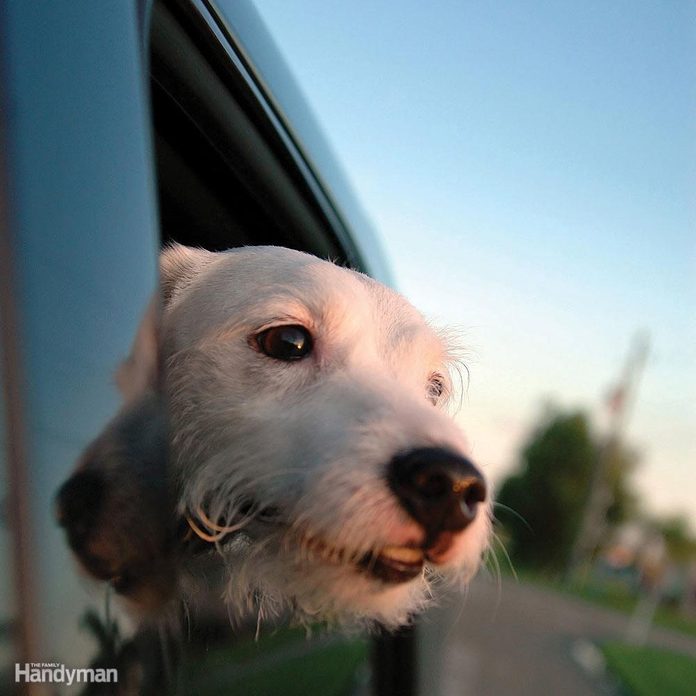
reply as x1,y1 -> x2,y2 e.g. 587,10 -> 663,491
58,244 -> 491,628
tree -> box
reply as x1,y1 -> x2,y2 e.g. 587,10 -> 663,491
656,515 -> 696,564
496,406 -> 637,574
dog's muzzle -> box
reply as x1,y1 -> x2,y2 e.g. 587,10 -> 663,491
388,447 -> 487,549
179,448 -> 487,588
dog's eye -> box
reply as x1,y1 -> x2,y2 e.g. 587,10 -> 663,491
256,325 -> 313,361
427,373 -> 446,405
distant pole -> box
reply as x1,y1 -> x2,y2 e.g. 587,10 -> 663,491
625,531 -> 666,645
566,332 -> 650,583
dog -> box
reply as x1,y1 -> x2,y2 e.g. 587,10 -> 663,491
57,244 -> 491,630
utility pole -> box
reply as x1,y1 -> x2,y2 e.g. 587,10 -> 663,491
566,332 -> 650,583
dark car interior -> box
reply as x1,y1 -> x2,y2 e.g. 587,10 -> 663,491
150,0 -> 351,260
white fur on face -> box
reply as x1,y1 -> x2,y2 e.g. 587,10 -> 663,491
162,245 -> 491,628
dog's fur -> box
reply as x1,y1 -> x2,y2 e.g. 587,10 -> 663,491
58,245 -> 491,629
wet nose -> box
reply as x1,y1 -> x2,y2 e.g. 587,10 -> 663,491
387,447 -> 487,538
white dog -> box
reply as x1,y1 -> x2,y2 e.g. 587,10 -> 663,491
58,244 -> 490,630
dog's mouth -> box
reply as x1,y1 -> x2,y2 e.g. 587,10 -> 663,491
301,534 -> 425,584
182,506 -> 429,584
362,545 -> 425,583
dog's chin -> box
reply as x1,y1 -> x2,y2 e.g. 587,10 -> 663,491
223,551 -> 429,630
216,525 -> 485,630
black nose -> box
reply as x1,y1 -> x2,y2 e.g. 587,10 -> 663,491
387,447 -> 487,539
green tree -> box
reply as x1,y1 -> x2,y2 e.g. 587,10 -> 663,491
656,515 -> 696,564
604,442 -> 640,525
497,406 -> 636,574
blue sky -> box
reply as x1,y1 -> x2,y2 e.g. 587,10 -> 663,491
252,1 -> 695,527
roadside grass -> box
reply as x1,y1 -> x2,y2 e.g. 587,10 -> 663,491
498,562 -> 696,640
566,580 -> 696,639
602,642 -> 696,696
182,626 -> 369,696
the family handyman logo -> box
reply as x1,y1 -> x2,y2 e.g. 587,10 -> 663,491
15,662 -> 118,686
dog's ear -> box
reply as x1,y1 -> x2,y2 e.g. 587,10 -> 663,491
58,244 -> 218,614
115,297 -> 160,405
56,395 -> 177,614
160,243 -> 216,306
115,244 -> 215,403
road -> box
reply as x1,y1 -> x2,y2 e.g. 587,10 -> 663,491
417,577 -> 696,696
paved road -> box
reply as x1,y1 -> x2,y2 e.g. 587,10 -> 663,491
417,577 -> 696,696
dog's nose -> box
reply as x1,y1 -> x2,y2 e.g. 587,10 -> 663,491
387,447 -> 487,537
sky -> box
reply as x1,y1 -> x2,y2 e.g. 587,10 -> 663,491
252,1 -> 696,528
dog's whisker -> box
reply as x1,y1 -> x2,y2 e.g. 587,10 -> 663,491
488,542 -> 502,590
195,505 -> 248,535
184,502 -> 259,546
186,515 -> 231,543
492,502 -> 533,532
491,531 -> 517,582
483,540 -> 505,618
